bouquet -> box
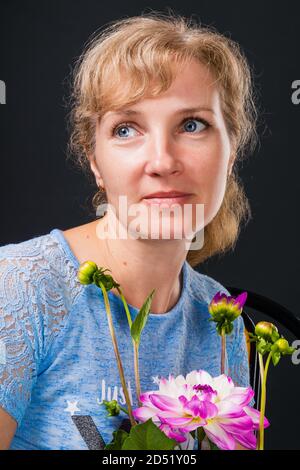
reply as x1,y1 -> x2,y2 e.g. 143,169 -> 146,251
77,261 -> 295,450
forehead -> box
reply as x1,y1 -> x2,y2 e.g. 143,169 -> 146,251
102,59 -> 219,121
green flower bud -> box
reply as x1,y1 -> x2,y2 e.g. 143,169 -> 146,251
273,338 -> 296,355
102,399 -> 121,416
274,338 -> 289,353
255,321 -> 280,343
77,261 -> 98,285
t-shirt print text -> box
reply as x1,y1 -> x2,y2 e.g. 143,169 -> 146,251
96,378 -> 134,406
65,378 -> 139,450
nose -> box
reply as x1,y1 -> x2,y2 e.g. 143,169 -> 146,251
144,132 -> 183,177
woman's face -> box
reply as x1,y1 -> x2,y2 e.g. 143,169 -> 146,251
90,58 -> 234,242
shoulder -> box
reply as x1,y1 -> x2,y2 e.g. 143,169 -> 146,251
0,232 -> 55,308
0,231 -> 51,261
0,230 -> 83,306
0,230 -> 84,360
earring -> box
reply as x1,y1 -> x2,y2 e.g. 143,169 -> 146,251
98,182 -> 105,191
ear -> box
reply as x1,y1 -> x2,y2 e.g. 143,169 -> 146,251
88,154 -> 104,188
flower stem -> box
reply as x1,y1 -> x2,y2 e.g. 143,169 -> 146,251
117,286 -> 142,407
119,406 -> 129,415
258,352 -> 265,385
258,351 -> 272,450
118,288 -> 133,328
221,329 -> 227,375
100,282 -> 136,427
256,352 -> 265,447
133,341 -> 142,407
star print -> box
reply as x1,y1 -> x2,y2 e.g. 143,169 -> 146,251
152,375 -> 161,385
64,400 -> 81,416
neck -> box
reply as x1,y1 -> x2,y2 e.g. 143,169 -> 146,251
91,215 -> 189,314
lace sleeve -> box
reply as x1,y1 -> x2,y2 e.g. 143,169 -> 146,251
227,315 -> 256,407
0,255 -> 43,427
0,233 -> 84,428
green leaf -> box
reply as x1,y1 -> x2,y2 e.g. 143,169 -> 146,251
130,290 -> 155,346
271,329 -> 280,343
257,338 -> 272,355
104,428 -> 129,449
121,418 -> 177,450
284,346 -> 296,355
224,321 -> 234,335
248,332 -> 258,340
272,351 -> 281,366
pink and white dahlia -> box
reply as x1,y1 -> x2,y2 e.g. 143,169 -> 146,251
133,370 -> 270,450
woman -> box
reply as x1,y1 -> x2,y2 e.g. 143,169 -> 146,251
0,12 -> 258,450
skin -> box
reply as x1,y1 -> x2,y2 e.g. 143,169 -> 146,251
0,406 -> 17,449
65,58 -> 235,314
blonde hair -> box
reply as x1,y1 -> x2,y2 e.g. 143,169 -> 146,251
66,10 -> 260,268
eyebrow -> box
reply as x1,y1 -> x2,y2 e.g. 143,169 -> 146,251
105,106 -> 215,119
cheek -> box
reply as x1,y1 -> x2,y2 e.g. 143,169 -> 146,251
191,139 -> 230,224
97,140 -> 138,185
107,167 -> 139,198
96,153 -> 128,195
191,140 -> 229,190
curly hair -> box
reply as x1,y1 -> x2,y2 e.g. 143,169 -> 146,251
66,10 -> 260,268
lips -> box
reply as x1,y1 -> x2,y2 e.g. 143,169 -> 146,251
144,191 -> 191,199
142,193 -> 192,206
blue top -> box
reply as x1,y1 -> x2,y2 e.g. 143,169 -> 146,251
0,228 -> 254,450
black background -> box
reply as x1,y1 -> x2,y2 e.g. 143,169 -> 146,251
0,0 -> 299,450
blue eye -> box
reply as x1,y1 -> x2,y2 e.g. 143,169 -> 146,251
181,117 -> 208,133
114,125 -> 135,138
110,115 -> 210,139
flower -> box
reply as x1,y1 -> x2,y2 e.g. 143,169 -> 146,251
132,370 -> 270,450
77,260 -> 98,285
209,291 -> 248,320
249,322 -> 295,362
273,338 -> 294,354
77,261 -> 120,291
208,291 -> 248,335
255,321 -> 280,343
